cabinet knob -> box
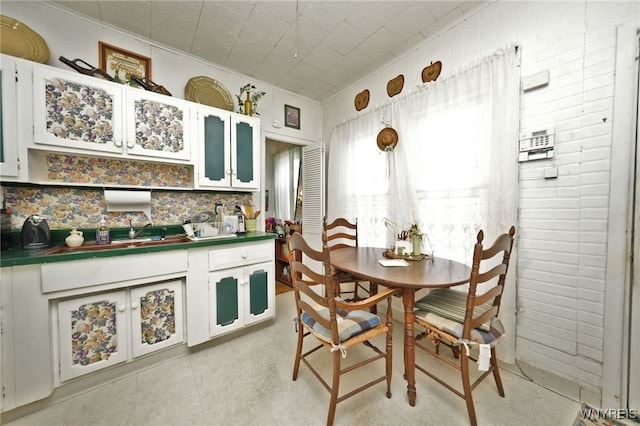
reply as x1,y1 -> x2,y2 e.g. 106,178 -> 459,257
131,302 -> 139,310
114,140 -> 123,147
127,141 -> 135,149
242,252 -> 248,259
118,305 -> 126,312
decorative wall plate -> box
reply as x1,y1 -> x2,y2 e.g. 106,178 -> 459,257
387,74 -> 404,97
0,15 -> 50,63
422,61 -> 442,83
185,76 -> 234,111
377,127 -> 398,152
354,89 -> 370,111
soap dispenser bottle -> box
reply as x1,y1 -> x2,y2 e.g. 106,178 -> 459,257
96,218 -> 110,245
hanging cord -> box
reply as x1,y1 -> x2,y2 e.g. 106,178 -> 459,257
294,0 -> 299,58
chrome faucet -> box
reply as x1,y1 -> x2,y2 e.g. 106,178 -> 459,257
128,218 -> 152,239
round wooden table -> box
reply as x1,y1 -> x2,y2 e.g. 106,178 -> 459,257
331,247 -> 471,406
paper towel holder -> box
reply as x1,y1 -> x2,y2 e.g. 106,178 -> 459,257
104,190 -> 152,224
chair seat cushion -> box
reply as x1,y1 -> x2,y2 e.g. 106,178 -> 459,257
414,310 -> 505,346
415,288 -> 492,331
301,305 -> 380,343
332,269 -> 365,284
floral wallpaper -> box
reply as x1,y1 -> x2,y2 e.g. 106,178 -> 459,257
70,300 -> 119,366
140,288 -> 176,345
45,77 -> 115,146
46,153 -> 192,187
134,99 -> 184,153
3,152 -> 251,230
3,185 -> 251,230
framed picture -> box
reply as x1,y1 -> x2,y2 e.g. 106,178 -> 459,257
284,104 -> 300,129
99,41 -> 151,83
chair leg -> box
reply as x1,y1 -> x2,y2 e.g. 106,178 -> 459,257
369,281 -> 378,314
385,306 -> 393,398
491,347 -> 505,397
460,348 -> 478,426
327,350 -> 341,426
292,327 -> 304,380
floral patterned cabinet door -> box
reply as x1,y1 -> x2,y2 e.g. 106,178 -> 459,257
32,64 -> 125,155
125,90 -> 191,162
130,280 -> 184,358
58,291 -> 128,381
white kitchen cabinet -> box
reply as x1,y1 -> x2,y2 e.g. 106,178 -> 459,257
209,262 -> 274,337
130,280 -> 184,357
57,290 -> 128,381
194,104 -> 259,190
0,55 -> 18,177
32,64 -> 124,155
32,64 -> 190,162
0,54 -> 31,181
125,89 -> 191,161
57,279 -> 184,381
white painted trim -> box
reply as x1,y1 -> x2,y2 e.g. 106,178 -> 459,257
603,24 -> 639,409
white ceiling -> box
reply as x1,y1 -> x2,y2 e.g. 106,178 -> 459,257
51,1 -> 487,102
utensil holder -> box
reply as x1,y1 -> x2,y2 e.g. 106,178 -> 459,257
245,219 -> 257,231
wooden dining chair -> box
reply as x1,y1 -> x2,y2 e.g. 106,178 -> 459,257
413,226 -> 516,426
322,216 -> 376,304
287,232 -> 396,426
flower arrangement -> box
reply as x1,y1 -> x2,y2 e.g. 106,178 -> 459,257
384,218 -> 432,257
236,84 -> 266,115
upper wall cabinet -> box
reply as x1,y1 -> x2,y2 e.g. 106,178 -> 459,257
124,89 -> 191,161
193,104 -> 259,191
32,64 -> 191,163
0,56 -> 19,177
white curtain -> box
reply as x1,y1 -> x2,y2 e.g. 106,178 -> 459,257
327,47 -> 519,361
274,148 -> 301,221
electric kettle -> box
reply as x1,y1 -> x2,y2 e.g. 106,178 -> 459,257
21,215 -> 51,249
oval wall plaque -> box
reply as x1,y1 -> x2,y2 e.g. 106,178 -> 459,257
421,61 -> 442,83
354,89 -> 370,111
387,75 -> 404,97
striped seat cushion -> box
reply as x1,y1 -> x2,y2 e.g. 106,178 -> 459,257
300,304 -> 380,343
415,288 -> 492,331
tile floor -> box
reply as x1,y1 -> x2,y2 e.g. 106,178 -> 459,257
4,291 -> 583,426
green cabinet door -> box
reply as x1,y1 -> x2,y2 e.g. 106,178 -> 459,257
248,268 -> 268,316
204,114 -> 227,182
235,121 -> 254,183
215,275 -> 239,326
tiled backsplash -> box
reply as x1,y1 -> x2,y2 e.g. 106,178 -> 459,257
3,186 -> 251,230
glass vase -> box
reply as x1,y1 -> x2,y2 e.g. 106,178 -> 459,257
412,235 -> 421,256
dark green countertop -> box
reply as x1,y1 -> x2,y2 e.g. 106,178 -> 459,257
1,227 -> 276,268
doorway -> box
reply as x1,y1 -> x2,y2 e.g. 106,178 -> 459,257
265,138 -> 302,224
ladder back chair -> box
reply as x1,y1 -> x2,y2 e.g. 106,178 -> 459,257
287,232 -> 396,426
322,216 -> 377,305
413,226 -> 516,426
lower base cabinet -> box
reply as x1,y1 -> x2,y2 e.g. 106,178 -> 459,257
209,262 -> 273,337
57,280 -> 184,381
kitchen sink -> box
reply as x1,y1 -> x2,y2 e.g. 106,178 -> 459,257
43,236 -> 191,255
